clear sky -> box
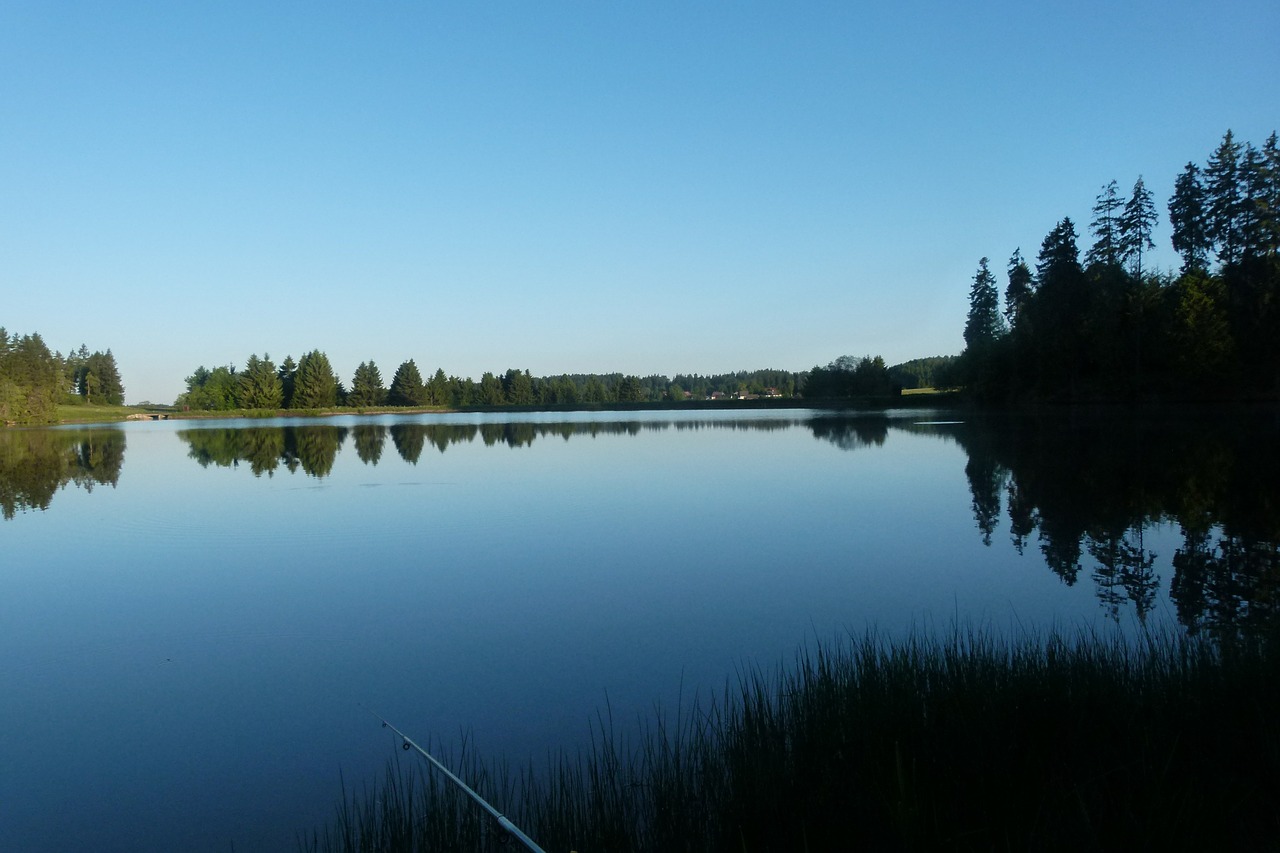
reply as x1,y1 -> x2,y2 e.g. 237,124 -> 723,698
3,1 -> 1277,404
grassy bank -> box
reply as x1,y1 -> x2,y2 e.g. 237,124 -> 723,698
300,628 -> 1279,851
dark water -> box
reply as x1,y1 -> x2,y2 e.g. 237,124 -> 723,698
1,407 -> 1276,851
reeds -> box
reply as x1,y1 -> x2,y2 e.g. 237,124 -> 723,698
301,626 -> 1279,851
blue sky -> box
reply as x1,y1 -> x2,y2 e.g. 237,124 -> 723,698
3,1 -> 1277,404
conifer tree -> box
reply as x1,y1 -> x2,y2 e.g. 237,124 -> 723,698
291,350 -> 338,409
1004,248 -> 1034,329
427,368 -> 449,406
964,257 -> 1005,349
277,356 -> 298,408
1169,162 -> 1210,273
1205,130 -> 1244,266
387,359 -> 427,406
1119,176 -> 1158,278
349,361 -> 386,407
478,371 -> 505,405
1086,180 -> 1123,269
237,354 -> 283,409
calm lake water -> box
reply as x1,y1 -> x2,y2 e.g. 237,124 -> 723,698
2,407 -> 1276,851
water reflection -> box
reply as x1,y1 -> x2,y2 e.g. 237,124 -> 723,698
927,411 -> 1280,636
5,411 -> 1277,636
180,425 -> 348,478
0,427 -> 125,519
178,418 -> 815,468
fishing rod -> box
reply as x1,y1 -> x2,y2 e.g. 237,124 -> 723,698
365,708 -> 549,853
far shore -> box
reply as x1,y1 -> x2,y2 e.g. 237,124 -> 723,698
44,390 -> 956,427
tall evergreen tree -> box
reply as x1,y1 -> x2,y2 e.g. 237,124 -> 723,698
79,350 -> 124,405
387,359 -> 427,406
1204,130 -> 1244,266
964,257 -> 1005,348
64,344 -> 89,398
616,374 -> 646,402
1169,162 -> 1210,273
478,371 -> 505,405
291,350 -> 339,409
349,361 -> 386,407
503,369 -> 535,405
1036,217 -> 1084,287
1119,176 -> 1158,278
1263,132 -> 1280,258
237,354 -> 283,409
1238,142 -> 1273,261
1086,180 -> 1123,269
0,331 -> 61,424
277,356 -> 298,408
1004,249 -> 1034,330
1031,218 -> 1088,394
427,368 -> 449,406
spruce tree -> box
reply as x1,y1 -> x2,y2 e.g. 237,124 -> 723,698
1205,130 -> 1244,266
387,360 -> 426,406
478,371 -> 505,405
1238,142 -> 1272,260
349,361 -> 386,407
1169,162 -> 1210,272
964,257 -> 1005,349
1086,180 -> 1123,269
238,354 -> 283,409
1119,176 -> 1158,278
1264,132 -> 1280,258
291,350 -> 338,409
427,368 -> 449,406
277,356 -> 298,408
1004,248 -> 1034,329
503,369 -> 534,405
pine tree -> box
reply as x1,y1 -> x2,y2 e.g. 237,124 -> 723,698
291,350 -> 338,409
478,371 -> 505,405
1036,217 -> 1083,288
1204,130 -> 1244,266
237,354 -> 283,409
387,360 -> 427,406
1263,132 -> 1280,258
964,257 -> 1005,349
427,368 -> 449,406
1169,162 -> 1210,272
1004,248 -> 1034,329
1238,142 -> 1272,261
80,350 -> 125,405
503,369 -> 535,405
349,361 -> 386,407
277,356 -> 298,408
1119,176 -> 1158,278
1086,180 -> 1123,269
0,331 -> 61,424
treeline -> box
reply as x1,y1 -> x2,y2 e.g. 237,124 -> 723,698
179,354 -> 894,411
960,130 -> 1280,400
888,355 -> 959,390
0,329 -> 124,425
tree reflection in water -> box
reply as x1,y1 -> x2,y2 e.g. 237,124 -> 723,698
0,427 -> 126,519
47,408 -> 1275,638
915,409 -> 1280,637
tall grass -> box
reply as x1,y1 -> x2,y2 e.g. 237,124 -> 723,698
301,627 -> 1279,851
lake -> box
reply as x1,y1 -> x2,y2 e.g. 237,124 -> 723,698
2,406 -> 1276,851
